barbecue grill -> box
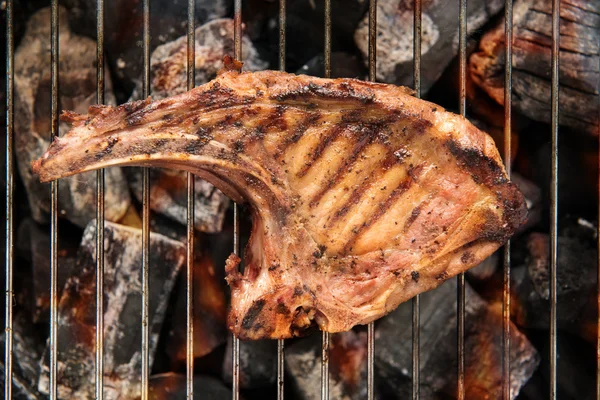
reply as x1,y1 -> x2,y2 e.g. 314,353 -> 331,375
2,0 -> 598,399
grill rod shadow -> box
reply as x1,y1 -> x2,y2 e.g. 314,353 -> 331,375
4,0 -> 15,398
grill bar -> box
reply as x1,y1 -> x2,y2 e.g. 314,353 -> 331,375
323,0 -> 332,79
232,5 -> 242,400
366,1 -> 377,399
232,202 -> 240,400
549,0 -> 561,398
457,0 -> 467,398
186,0 -> 196,398
277,339 -> 285,399
598,41 -> 600,399
234,0 -> 242,60
412,0 -> 421,398
95,0 -> 106,398
278,1 -> 286,399
49,1 -> 60,398
279,0 -> 286,72
321,331 -> 330,400
367,323 -> 375,399
367,0 -> 377,83
321,1 -> 332,399
4,0 -> 14,398
597,72 -> 600,400
141,0 -> 151,398
502,0 -> 513,399
232,203 -> 241,400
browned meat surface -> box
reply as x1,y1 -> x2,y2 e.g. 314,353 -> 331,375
33,59 -> 527,339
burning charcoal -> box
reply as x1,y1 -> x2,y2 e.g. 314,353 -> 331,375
166,254 -> 227,366
222,336 -> 277,389
470,0 -> 600,136
525,136 -> 598,215
148,211 -> 187,242
206,228 -> 235,283
285,331 -> 373,400
38,220 -> 185,398
0,365 -> 42,400
16,218 -> 80,323
124,19 -> 268,233
466,249 -> 500,282
0,314 -> 44,399
62,0 -> 232,98
516,372 -> 547,400
354,0 -> 504,92
129,18 -> 267,101
13,6 -> 131,229
124,163 -> 229,234
148,373 -> 232,400
536,333 -> 596,400
511,173 -> 542,232
511,231 -> 598,342
243,0 -> 368,71
116,204 -> 143,230
376,279 -> 539,399
560,216 -> 599,245
296,52 -> 366,79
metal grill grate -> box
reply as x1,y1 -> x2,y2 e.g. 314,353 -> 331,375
2,0 -> 594,399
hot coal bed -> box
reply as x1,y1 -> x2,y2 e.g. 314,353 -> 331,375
1,0 -> 599,399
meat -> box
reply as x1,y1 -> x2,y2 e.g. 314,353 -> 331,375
32,57 -> 527,340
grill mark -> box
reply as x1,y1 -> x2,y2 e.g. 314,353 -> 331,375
403,196 -> 431,233
309,132 -> 374,207
328,148 -> 408,227
327,168 -> 377,226
274,112 -> 321,158
342,164 -> 425,255
296,123 -> 346,178
310,116 -> 421,209
247,105 -> 288,144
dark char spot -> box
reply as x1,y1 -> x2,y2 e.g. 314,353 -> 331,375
276,303 -> 290,316
461,251 -> 475,264
435,272 -> 449,281
411,271 -> 420,282
95,136 -> 119,160
293,286 -> 304,298
234,140 -> 244,153
241,299 -> 266,331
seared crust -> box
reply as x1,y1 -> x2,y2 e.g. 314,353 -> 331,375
33,67 -> 527,339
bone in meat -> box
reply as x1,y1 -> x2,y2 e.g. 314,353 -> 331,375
32,58 -> 527,340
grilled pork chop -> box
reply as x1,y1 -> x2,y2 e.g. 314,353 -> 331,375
33,58 -> 527,339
